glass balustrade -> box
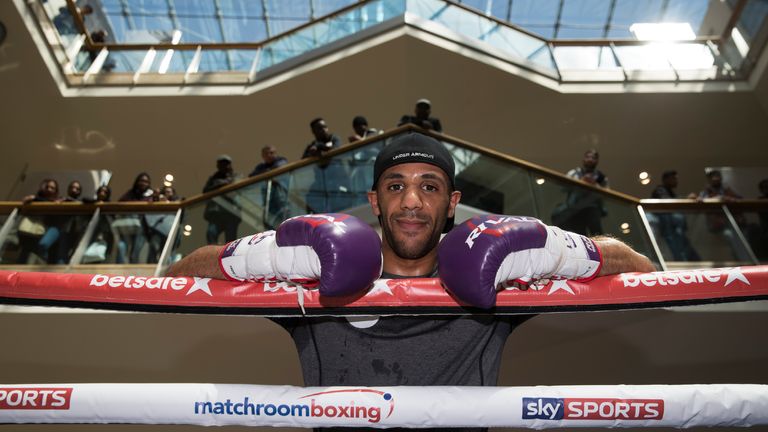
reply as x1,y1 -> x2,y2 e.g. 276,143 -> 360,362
0,206 -> 179,267
161,137 -> 390,269
162,131 -> 662,270
1,132 -> 765,273
0,210 -> 92,266
643,203 -> 763,266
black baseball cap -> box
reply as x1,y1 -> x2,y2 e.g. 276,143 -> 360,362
372,133 -> 456,232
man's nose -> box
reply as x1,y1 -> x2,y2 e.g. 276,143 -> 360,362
400,187 -> 423,210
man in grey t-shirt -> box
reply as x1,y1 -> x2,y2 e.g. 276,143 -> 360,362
168,133 -> 655,431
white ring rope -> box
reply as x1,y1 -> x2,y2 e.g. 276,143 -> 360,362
1,383 -> 767,428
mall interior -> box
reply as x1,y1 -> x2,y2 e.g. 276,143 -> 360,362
0,1 -> 767,430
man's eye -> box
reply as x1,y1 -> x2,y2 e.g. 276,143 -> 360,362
387,184 -> 403,192
423,184 -> 438,192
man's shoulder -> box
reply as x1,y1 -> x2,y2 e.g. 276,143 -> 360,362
566,167 -> 582,178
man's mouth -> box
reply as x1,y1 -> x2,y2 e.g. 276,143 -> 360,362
394,217 -> 429,233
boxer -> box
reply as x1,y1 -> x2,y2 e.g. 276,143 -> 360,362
167,133 -> 654,432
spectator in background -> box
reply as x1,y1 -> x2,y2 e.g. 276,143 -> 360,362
95,185 -> 111,202
64,181 -> 82,202
88,30 -> 116,72
398,98 -> 443,132
250,146 -> 287,176
553,149 -> 608,236
56,180 -> 85,264
347,116 -> 381,206
250,146 -> 289,230
302,118 -> 350,213
155,185 -> 180,202
204,155 -> 241,244
651,170 -> 700,261
698,170 -> 742,201
348,116 -> 379,143
651,171 -> 678,199
698,170 -> 750,261
81,185 -> 114,264
144,185 -> 180,261
119,173 -> 154,202
302,118 -> 341,159
83,185 -> 112,203
116,173 -> 154,263
16,179 -> 62,264
52,4 -> 93,36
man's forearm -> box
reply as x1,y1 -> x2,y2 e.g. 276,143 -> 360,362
165,245 -> 226,279
593,236 -> 656,276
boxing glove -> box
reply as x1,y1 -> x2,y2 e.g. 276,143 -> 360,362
219,213 -> 382,297
438,215 -> 602,308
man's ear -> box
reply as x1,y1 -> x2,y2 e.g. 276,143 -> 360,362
367,191 -> 381,216
447,191 -> 461,217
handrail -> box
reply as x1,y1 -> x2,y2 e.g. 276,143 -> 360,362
640,199 -> 768,212
182,125 -> 411,206
2,202 -> 182,216
417,128 -> 642,204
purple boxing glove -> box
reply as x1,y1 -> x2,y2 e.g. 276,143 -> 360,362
437,215 -> 603,308
219,213 -> 382,297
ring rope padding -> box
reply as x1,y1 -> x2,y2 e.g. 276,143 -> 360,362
0,266 -> 765,316
0,383 -> 767,428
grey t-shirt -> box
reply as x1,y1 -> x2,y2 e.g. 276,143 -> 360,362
271,272 -> 529,431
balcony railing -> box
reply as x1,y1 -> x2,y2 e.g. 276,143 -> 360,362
1,125 -> 765,276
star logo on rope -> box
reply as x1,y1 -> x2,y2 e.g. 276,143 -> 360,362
367,279 -> 395,296
547,279 -> 575,296
723,267 -> 750,286
187,277 -> 212,296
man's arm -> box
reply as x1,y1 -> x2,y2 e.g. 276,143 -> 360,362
166,245 -> 226,279
593,236 -> 656,275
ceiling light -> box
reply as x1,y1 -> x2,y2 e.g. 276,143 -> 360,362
536,178 -> 545,185
165,174 -> 174,182
620,223 -> 630,230
641,178 -> 651,185
630,23 -> 696,42
638,171 -> 648,180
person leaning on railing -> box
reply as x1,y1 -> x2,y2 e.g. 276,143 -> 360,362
250,146 -> 289,231
115,173 -> 155,264
16,179 -> 63,264
650,170 -> 700,261
204,155 -> 242,244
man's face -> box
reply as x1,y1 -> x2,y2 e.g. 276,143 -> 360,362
583,151 -> 599,170
136,175 -> 150,192
368,163 -> 460,260
41,181 -> 58,198
415,103 -> 431,120
664,174 -> 678,189
709,173 -> 722,189
216,159 -> 231,172
353,122 -> 368,136
262,147 -> 277,164
68,181 -> 82,198
311,120 -> 330,141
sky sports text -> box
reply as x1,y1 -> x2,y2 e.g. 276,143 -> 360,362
523,397 -> 663,421
0,388 -> 72,410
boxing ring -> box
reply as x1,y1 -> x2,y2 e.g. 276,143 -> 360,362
1,266 -> 767,428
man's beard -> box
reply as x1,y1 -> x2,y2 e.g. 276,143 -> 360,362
381,210 -> 445,260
